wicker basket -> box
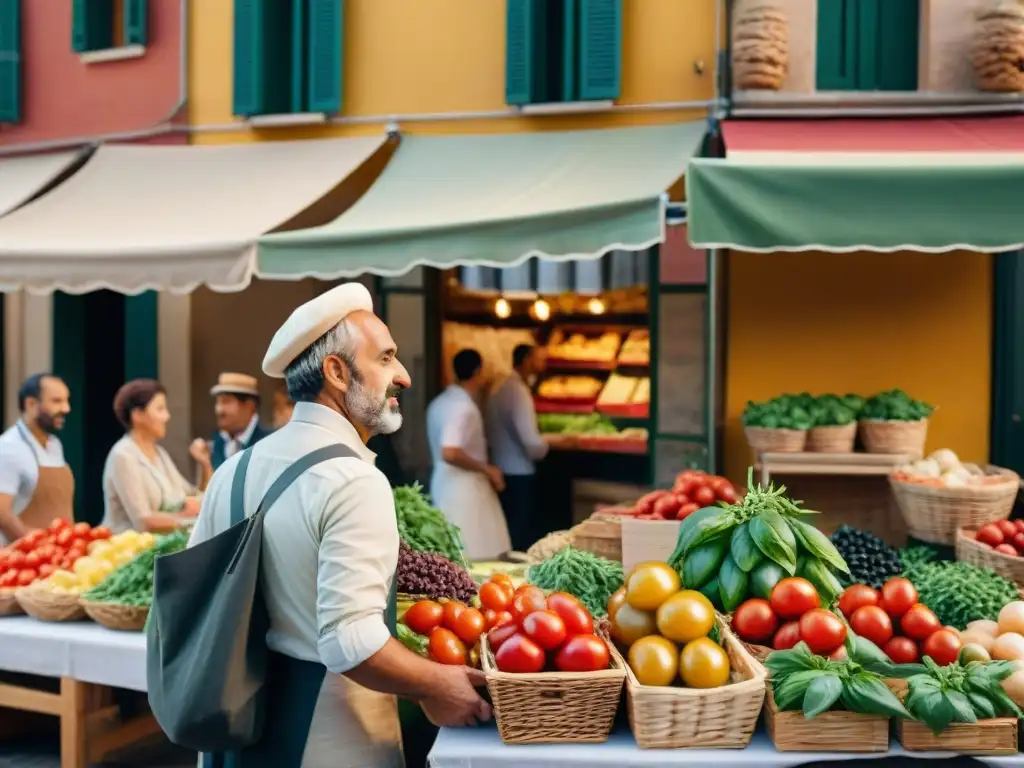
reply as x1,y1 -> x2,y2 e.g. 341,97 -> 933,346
614,619 -> 766,749
972,2 -> 1024,93
569,515 -> 623,562
891,466 -> 1019,545
896,717 -> 1017,755
0,587 -> 23,616
956,528 -> 1024,585
480,634 -> 625,744
731,4 -> 789,90
15,585 -> 86,622
806,423 -> 857,453
80,600 -> 149,632
745,427 -> 806,454
764,685 -> 889,752
859,418 -> 928,458
743,642 -> 772,663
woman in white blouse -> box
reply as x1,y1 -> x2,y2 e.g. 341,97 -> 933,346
101,379 -> 201,533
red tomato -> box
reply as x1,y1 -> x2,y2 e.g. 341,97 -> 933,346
428,628 -> 467,666
90,526 -> 112,540
451,607 -> 486,645
67,547 -> 87,562
55,529 -> 74,548
976,523 -> 1005,548
403,601 -> 444,636
0,569 -> 16,588
17,568 -> 37,586
922,629 -> 961,666
799,609 -> 847,655
494,633 -> 546,674
849,605 -> 893,648
693,486 -> 716,507
546,592 -> 594,637
770,578 -> 820,620
880,578 -> 918,618
442,601 -> 467,630
23,551 -> 41,569
554,634 -> 610,672
884,636 -> 920,664
15,536 -> 33,553
521,610 -> 568,651
491,572 -> 513,587
652,495 -> 682,520
996,520 -> 1018,538
48,518 -> 68,533
34,544 -> 55,561
1016,519 -> 1024,534
0,554 -> 6,572
72,522 -> 91,538
37,564 -> 54,579
634,490 -> 668,516
487,621 -> 519,652
6,551 -> 25,569
485,610 -> 514,630
511,588 -> 547,624
731,598 -> 779,644
900,604 -> 941,641
479,581 -> 513,613
773,621 -> 802,651
995,543 -> 1018,556
717,485 -> 739,504
1011,533 -> 1024,552
838,584 -> 880,618
829,646 -> 848,662
676,503 -> 701,521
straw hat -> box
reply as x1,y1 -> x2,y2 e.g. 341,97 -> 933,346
210,372 -> 260,397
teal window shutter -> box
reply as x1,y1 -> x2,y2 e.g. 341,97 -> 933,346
506,0 -> 537,105
815,0 -> 856,90
232,0 -> 265,116
874,0 -> 919,91
577,0 -> 621,100
0,0 -> 20,123
72,0 -> 113,53
306,0 -> 343,113
561,0 -> 578,101
123,0 -> 147,46
124,292 -> 158,381
290,0 -> 306,113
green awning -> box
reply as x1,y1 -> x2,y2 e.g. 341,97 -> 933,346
258,122 -> 705,279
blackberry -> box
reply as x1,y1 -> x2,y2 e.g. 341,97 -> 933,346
830,525 -> 902,589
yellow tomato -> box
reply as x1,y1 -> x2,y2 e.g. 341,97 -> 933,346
47,570 -> 77,589
138,532 -> 156,549
625,562 -> 681,611
73,556 -> 100,576
656,590 -> 716,644
610,603 -> 658,647
680,637 -> 731,689
87,540 -> 114,557
628,636 -> 679,686
607,586 -> 627,620
114,550 -> 134,566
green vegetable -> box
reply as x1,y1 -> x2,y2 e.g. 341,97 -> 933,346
526,547 -> 623,617
682,536 -> 728,589
749,515 -> 796,575
750,560 -> 786,600
790,518 -> 849,574
670,506 -> 727,566
742,394 -> 815,430
800,558 -> 843,606
83,530 -> 189,607
717,554 -> 749,612
537,413 -> 619,435
395,484 -> 466,565
841,673 -> 911,719
903,659 -> 1021,734
809,394 -> 858,427
397,624 -> 428,656
698,575 -> 723,610
901,558 -> 1019,629
803,673 -> 843,718
729,521 -> 762,572
860,388 -> 933,422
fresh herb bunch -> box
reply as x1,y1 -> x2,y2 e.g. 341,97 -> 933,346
860,389 -> 934,422
394,484 -> 466,565
742,394 -> 815,430
527,546 -> 624,617
901,558 -> 1019,629
900,546 -> 938,572
668,468 -> 848,612
895,657 -> 1022,734
83,529 -> 189,607
809,394 -> 858,427
830,525 -> 902,589
765,637 -> 911,720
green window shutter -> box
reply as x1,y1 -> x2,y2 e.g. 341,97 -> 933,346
290,0 -> 306,113
874,0 -> 919,91
124,292 -> 158,381
506,0 -> 538,105
72,0 -> 113,53
561,0 -> 578,101
306,0 -> 343,113
815,0 -> 856,90
232,0 -> 266,115
0,0 -> 20,123
123,0 -> 147,46
577,0 -> 621,101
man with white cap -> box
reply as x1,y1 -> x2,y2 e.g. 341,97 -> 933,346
188,283 -> 490,767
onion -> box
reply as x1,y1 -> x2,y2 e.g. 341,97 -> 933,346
967,619 -> 1001,637
998,602 -> 1024,636
928,449 -> 960,473
992,632 -> 1024,661
958,629 -> 995,653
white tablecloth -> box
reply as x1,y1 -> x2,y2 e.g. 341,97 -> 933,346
0,616 -> 147,691
428,726 -> 1024,768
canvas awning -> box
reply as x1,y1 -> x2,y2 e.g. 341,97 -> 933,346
687,117 -> 1024,253
0,137 -> 387,294
257,122 -> 706,279
0,150 -> 85,217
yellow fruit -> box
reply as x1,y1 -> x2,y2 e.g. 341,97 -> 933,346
88,540 -> 114,557
114,551 -> 134,566
656,590 -> 716,644
610,603 -> 658,647
628,635 -> 679,686
139,532 -> 155,549
48,570 -> 77,589
73,556 -> 100,576
607,586 -> 627,620
680,637 -> 731,689
625,562 -> 681,611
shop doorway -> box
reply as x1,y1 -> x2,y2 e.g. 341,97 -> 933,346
991,251 -> 1024,478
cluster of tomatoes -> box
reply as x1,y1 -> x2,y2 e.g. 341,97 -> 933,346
0,519 -> 111,589
619,471 -> 739,522
838,578 -> 962,666
974,519 -> 1024,558
731,577 -> 848,656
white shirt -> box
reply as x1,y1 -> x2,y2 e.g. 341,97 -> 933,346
219,413 -> 260,459
0,420 -> 66,517
426,385 -> 487,465
486,372 -> 549,476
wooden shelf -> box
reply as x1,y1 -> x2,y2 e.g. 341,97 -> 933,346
756,452 -> 911,484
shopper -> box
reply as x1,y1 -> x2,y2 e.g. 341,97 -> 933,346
426,349 -> 511,560
189,283 -> 490,767
0,373 -> 73,544
486,343 -> 550,551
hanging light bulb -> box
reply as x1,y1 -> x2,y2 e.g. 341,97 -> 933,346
587,297 -> 606,315
531,298 -> 551,322
494,297 -> 511,319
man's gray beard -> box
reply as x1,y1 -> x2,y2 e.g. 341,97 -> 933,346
345,377 -> 402,435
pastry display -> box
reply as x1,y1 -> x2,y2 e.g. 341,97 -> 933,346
536,376 -> 603,401
442,322 -> 536,388
632,378 -> 651,405
598,374 -> 640,406
617,329 -> 650,366
546,330 -> 621,363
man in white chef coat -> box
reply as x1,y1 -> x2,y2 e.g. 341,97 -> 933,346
426,349 -> 512,560
189,283 -> 490,768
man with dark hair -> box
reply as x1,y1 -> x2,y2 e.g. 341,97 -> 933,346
0,373 -> 73,544
190,373 -> 272,487
486,343 -> 550,551
426,349 -> 511,559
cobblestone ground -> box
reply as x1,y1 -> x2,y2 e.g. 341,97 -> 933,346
0,736 -> 195,767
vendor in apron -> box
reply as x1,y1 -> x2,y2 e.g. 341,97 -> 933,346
188,283 -> 490,768
0,373 -> 74,545
426,349 -> 512,560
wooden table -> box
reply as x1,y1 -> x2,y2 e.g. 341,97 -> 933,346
0,616 -> 162,768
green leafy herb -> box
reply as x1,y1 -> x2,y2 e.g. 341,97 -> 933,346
395,484 -> 466,565
526,547 -> 623,617
803,673 -> 843,718
860,389 -> 933,422
900,558 -> 1019,629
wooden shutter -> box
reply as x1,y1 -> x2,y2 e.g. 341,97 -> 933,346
577,0 -> 621,101
232,0 -> 266,116
123,0 -> 147,46
506,0 -> 537,105
290,0 -> 306,113
0,0 -> 20,123
874,0 -> 919,91
561,0 -> 578,101
815,0 -> 856,90
307,0 -> 343,113
72,0 -> 114,53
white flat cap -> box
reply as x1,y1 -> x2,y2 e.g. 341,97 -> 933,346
262,282 -> 374,378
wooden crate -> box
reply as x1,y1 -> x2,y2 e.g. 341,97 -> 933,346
620,519 -> 681,572
764,688 -> 889,753
896,718 -> 1018,756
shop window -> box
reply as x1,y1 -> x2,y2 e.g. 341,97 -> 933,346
656,292 -> 705,436
0,0 -> 20,123
506,0 -> 622,106
654,439 -> 708,486
816,0 -> 919,91
232,0 -> 343,118
72,0 -> 148,53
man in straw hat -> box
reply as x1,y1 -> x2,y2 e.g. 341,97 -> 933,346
189,373 -> 272,482
188,282 -> 490,767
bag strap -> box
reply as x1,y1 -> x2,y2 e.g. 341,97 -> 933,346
229,449 -> 255,526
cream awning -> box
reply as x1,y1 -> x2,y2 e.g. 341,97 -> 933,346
0,138 -> 387,294
0,150 -> 85,217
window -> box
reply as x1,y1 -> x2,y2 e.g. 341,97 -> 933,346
232,0 -> 343,118
72,0 -> 148,52
506,0 -> 622,106
0,0 -> 19,122
816,0 -> 919,91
